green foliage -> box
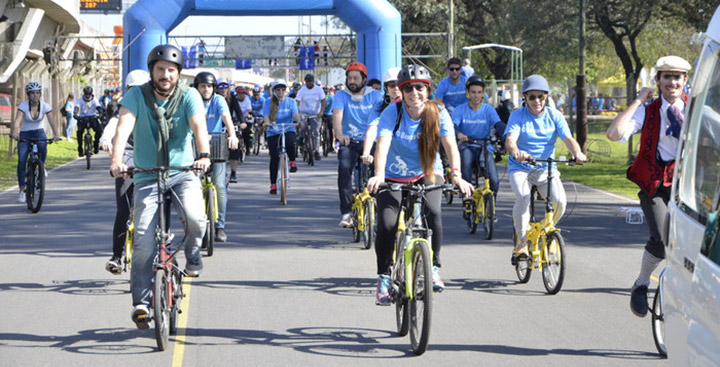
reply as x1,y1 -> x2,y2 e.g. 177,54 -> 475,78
0,138 -> 79,191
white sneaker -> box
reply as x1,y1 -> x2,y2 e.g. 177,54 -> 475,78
131,304 -> 150,329
338,213 -> 352,227
17,192 -> 25,204
44,169 -> 48,178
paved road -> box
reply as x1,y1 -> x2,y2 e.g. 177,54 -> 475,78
0,150 -> 668,366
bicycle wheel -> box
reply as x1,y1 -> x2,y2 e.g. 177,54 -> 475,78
280,153 -> 288,205
394,233 -> 409,336
651,286 -> 668,358
169,269 -> 182,335
26,160 -> 45,213
482,194 -> 494,240
514,230 -> 532,283
253,126 -> 261,155
362,199 -> 375,250
465,200 -> 477,234
203,186 -> 216,257
322,126 -> 331,157
443,188 -> 454,205
124,215 -> 134,271
307,130 -> 315,166
351,205 -> 361,242
542,232 -> 566,294
153,269 -> 170,351
409,241 -> 432,355
84,132 -> 92,170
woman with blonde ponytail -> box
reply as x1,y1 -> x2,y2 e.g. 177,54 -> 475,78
367,64 -> 472,305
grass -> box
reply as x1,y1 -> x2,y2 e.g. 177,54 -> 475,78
0,135 -> 79,191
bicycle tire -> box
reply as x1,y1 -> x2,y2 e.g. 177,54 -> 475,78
154,269 -> 170,351
26,160 -> 45,213
280,153 -> 288,205
203,186 -> 216,257
443,189 -> 454,205
409,241 -> 432,355
362,199 -> 375,250
542,232 -> 566,294
651,286 -> 668,358
124,214 -> 134,271
84,132 -> 93,170
514,230 -> 532,283
253,126 -> 261,155
352,205 -> 361,242
465,200 -> 477,234
307,130 -> 315,166
322,126 -> 331,157
394,233 -> 409,336
482,194 -> 494,240
169,269 -> 182,335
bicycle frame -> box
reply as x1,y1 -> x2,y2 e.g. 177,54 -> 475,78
463,138 -> 496,225
201,169 -> 219,222
351,159 -> 373,232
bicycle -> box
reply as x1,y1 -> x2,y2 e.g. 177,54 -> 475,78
77,115 -> 98,170
200,132 -> 227,257
461,137 -> 497,239
381,182 -> 450,355
320,115 -> 333,157
273,123 -> 295,205
651,268 -> 668,358
19,138 -> 54,213
299,114 -> 318,166
252,120 -> 264,156
513,156 -> 576,295
349,157 -> 375,249
442,164 -> 454,205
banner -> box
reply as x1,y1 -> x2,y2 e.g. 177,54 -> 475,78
298,46 -> 315,70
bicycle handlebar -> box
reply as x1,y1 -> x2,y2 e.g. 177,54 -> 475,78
525,156 -> 579,166
119,166 -> 200,175
18,138 -> 55,144
378,182 -> 454,194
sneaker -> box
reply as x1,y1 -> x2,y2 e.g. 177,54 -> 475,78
630,284 -> 649,317
66,137 -> 73,142
229,171 -> 238,183
269,184 -> 277,196
105,256 -> 122,275
185,258 -> 203,277
131,304 -> 151,329
375,275 -> 392,306
338,213 -> 352,227
17,192 -> 25,204
44,169 -> 48,178
432,266 -> 445,292
290,161 -> 298,172
78,150 -> 84,157
215,228 -> 227,242
314,151 -> 321,161
511,243 -> 529,266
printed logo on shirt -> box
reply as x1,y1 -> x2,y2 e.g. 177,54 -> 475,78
521,123 -> 554,135
461,118 -> 487,125
394,129 -> 421,141
388,156 -> 410,176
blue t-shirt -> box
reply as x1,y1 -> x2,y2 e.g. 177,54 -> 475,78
332,88 -> 383,141
452,102 -> 503,152
323,95 -> 334,116
504,106 -> 571,173
250,96 -> 265,116
435,76 -> 468,112
205,94 -> 229,133
262,97 -> 298,137
119,86 -> 205,183
377,102 -> 453,180
262,90 -> 270,100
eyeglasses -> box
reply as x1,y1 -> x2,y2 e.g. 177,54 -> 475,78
274,87 -> 287,91
401,84 -> 427,93
448,67 -> 461,71
527,93 -> 546,101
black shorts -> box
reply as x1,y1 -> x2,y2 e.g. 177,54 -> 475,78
228,147 -> 242,160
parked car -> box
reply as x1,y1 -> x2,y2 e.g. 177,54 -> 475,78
661,5 -> 720,366
0,93 -> 13,123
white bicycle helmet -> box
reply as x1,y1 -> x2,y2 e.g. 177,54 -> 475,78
382,67 -> 401,84
25,82 -> 42,93
125,70 -> 150,87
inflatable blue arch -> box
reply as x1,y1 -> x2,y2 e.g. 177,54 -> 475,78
122,0 -> 401,84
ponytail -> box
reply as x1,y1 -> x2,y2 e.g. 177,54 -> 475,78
418,101 -> 441,182
269,93 -> 279,122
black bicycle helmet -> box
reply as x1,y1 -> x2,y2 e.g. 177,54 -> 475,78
397,64 -> 432,88
465,75 -> 486,90
83,86 -> 93,95
193,71 -> 217,89
147,44 -> 184,72
304,73 -> 314,82
292,82 -> 301,89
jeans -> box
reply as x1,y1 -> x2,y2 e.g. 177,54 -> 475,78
459,144 -> 499,195
112,177 -> 134,258
17,129 -> 47,189
65,112 -> 75,139
131,172 -> 205,306
337,141 -> 363,215
508,168 -> 566,241
211,162 -> 228,229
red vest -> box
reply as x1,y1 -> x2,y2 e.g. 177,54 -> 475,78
626,94 -> 687,196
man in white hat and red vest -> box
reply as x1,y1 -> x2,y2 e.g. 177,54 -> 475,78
606,55 -> 692,317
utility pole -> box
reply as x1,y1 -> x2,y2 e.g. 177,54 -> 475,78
448,0 -> 455,58
576,0 -> 588,154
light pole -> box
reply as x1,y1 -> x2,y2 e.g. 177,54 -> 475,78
576,0 -> 588,154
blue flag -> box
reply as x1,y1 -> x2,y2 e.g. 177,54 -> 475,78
299,46 -> 315,70
235,59 -> 252,69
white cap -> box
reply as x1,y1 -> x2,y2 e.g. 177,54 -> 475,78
498,90 -> 510,102
382,67 -> 402,84
125,70 -> 150,87
655,56 -> 692,73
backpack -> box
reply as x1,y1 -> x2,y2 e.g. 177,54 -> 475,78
60,104 -> 67,116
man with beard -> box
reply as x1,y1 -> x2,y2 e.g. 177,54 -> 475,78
295,73 -> 326,161
110,44 -> 210,329
435,57 -> 469,115
332,62 -> 383,227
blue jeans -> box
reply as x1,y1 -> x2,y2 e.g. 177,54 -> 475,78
337,140 -> 363,215
460,143 -> 499,195
65,112 -> 75,138
211,162 -> 227,229
17,129 -> 47,190
131,172 -> 206,306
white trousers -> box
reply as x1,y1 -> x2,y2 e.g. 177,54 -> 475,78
508,168 -> 567,241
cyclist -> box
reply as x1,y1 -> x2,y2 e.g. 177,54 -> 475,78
332,62 -> 384,227
434,57 -> 469,115
251,84 -> 266,148
504,75 -> 586,264
362,67 -> 402,164
496,90 -> 514,125
605,56 -> 692,317
321,85 -> 335,153
9,82 -> 62,204
367,78 -> 382,91
366,65 -> 473,304
234,87 -> 253,155
262,79 -> 300,195
217,78 -> 245,183
452,75 -> 504,197
101,70 -> 151,274
73,86 -> 103,156
110,44 -> 210,329
194,71 -> 240,243
295,73 -> 326,161
289,82 -> 301,99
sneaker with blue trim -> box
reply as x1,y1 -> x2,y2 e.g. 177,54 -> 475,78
432,266 -> 445,293
375,274 -> 391,306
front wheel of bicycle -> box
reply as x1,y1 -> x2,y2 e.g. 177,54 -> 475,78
26,159 -> 45,213
351,205 -> 361,243
84,132 -> 93,170
203,186 -> 216,257
542,232 -> 566,294
514,230 -> 532,283
169,269 -> 182,335
280,153 -> 288,205
465,200 -> 477,234
482,194 -> 494,240
443,188 -> 454,205
409,241 -> 432,355
154,269 -> 170,351
362,199 -> 375,250
651,285 -> 668,358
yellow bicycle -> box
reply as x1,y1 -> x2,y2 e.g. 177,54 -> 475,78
461,138 -> 496,239
350,157 -> 376,249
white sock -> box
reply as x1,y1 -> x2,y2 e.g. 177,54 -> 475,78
635,250 -> 662,287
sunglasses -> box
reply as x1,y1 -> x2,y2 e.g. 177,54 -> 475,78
218,85 -> 228,89
448,67 -> 461,71
527,93 -> 546,101
274,87 -> 287,91
401,84 -> 427,93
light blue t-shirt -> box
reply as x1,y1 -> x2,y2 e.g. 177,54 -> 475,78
263,97 -> 298,137
119,86 -> 205,183
250,96 -> 265,116
205,94 -> 229,133
435,75 -> 468,112
332,88 -> 383,141
452,102 -> 503,152
323,94 -> 334,116
504,106 -> 571,173
377,102 -> 454,180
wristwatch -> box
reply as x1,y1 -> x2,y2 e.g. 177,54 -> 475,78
451,169 -> 461,178
196,152 -> 210,160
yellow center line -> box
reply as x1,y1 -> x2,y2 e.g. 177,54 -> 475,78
172,277 -> 193,367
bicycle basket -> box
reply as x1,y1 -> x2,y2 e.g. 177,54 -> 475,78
209,132 -> 228,162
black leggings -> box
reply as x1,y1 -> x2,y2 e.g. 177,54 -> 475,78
375,175 -> 444,275
267,132 -> 296,184
241,123 -> 253,154
112,177 -> 133,258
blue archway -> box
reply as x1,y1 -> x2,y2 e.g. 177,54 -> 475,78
123,0 -> 401,83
